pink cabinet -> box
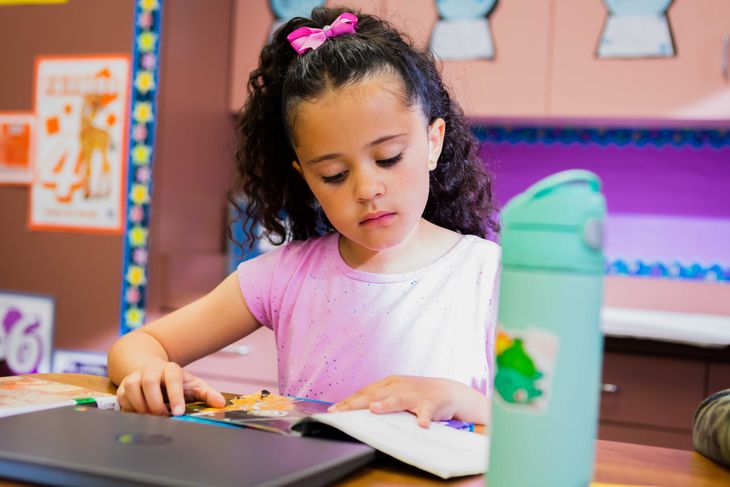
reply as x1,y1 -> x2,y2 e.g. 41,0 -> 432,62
381,0 -> 551,118
549,0 -> 730,119
229,0 -> 730,119
228,0 -> 551,118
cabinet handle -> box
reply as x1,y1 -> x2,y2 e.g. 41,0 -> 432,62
601,383 -> 619,394
219,345 -> 252,356
723,33 -> 729,81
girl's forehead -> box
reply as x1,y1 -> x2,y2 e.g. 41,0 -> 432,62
336,72 -> 405,98
291,74 -> 425,145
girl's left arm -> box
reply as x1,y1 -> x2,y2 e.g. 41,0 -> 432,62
328,375 -> 490,428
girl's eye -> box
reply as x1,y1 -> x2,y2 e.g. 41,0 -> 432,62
322,171 -> 347,184
320,154 -> 402,184
377,154 -> 403,167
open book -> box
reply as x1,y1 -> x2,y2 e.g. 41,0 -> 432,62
177,390 -> 489,479
0,375 -> 119,418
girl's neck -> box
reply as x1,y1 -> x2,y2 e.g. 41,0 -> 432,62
337,219 -> 462,274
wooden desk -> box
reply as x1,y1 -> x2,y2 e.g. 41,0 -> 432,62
5,374 -> 729,487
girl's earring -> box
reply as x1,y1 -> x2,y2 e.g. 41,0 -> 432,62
428,159 -> 437,170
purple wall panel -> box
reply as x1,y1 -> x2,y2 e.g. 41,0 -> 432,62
480,138 -> 730,281
481,142 -> 730,219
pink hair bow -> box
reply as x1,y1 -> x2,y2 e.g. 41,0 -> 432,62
287,12 -> 358,55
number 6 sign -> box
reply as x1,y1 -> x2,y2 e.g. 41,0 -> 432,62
0,292 -> 54,376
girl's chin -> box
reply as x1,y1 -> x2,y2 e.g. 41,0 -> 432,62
348,232 -> 416,253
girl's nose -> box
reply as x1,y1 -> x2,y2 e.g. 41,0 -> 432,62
353,167 -> 385,202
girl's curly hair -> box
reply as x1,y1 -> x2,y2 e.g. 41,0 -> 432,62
229,6 -> 499,248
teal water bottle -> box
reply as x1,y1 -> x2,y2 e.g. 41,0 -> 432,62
487,170 -> 606,487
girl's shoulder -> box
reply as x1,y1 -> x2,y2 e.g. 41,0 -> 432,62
416,233 -> 500,278
460,234 -> 501,249
279,231 -> 337,255
252,232 -> 337,269
457,234 -> 502,260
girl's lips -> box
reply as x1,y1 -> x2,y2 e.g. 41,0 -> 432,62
360,212 -> 396,226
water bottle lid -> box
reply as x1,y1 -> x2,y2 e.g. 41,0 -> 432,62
500,169 -> 606,274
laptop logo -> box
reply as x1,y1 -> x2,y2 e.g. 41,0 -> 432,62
115,433 -> 173,446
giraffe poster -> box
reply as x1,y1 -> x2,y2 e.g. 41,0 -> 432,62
30,55 -> 130,233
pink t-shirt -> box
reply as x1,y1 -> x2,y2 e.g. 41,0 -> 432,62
237,232 -> 501,403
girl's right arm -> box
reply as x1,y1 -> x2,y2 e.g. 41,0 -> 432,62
108,271 -> 261,416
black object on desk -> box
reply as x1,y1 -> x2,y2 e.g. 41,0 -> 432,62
0,406 -> 375,487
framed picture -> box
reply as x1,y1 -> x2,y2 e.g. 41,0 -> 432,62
29,54 -> 130,233
0,291 -> 54,376
0,112 -> 35,185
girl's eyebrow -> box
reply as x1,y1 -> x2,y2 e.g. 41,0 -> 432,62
304,133 -> 406,165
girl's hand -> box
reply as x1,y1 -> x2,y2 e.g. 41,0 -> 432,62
327,375 -> 488,427
116,360 -> 226,416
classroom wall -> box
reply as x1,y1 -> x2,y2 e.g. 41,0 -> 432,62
143,0 -> 235,320
0,0 -> 134,351
0,0 -> 236,355
1,1 -> 727,362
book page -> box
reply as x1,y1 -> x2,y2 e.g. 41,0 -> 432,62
183,391 -> 330,436
0,375 -> 116,418
310,410 -> 489,479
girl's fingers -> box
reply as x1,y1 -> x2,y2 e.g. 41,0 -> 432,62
329,379 -> 396,412
201,386 -> 226,408
369,394 -> 407,414
121,375 -> 149,414
163,365 -> 186,416
329,393 -> 372,412
415,407 -> 433,428
117,364 -> 227,415
141,371 -> 168,416
184,373 -> 225,408
116,385 -> 133,412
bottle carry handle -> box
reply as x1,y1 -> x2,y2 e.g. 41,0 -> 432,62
526,170 -> 602,200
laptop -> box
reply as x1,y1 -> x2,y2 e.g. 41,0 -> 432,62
0,406 -> 375,487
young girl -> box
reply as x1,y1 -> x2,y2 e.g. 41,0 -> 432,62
108,6 -> 500,428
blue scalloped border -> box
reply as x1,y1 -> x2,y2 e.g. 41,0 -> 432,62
472,125 -> 730,148
606,260 -> 730,282
119,0 -> 162,335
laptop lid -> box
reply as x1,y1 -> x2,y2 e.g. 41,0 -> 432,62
0,406 -> 375,487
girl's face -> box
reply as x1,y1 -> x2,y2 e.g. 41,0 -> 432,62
290,73 -> 445,255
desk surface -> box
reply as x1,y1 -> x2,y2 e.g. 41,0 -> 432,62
4,374 -> 729,487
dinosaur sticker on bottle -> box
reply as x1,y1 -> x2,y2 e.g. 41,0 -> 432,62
494,326 -> 559,414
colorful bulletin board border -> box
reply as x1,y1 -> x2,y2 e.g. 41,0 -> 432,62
0,112 -> 35,185
473,123 -> 730,283
29,54 -> 130,233
119,0 -> 162,335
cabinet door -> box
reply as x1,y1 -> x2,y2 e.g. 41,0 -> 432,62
600,352 -> 705,430
707,362 -> 730,395
383,0 -> 551,118
550,0 -> 730,119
